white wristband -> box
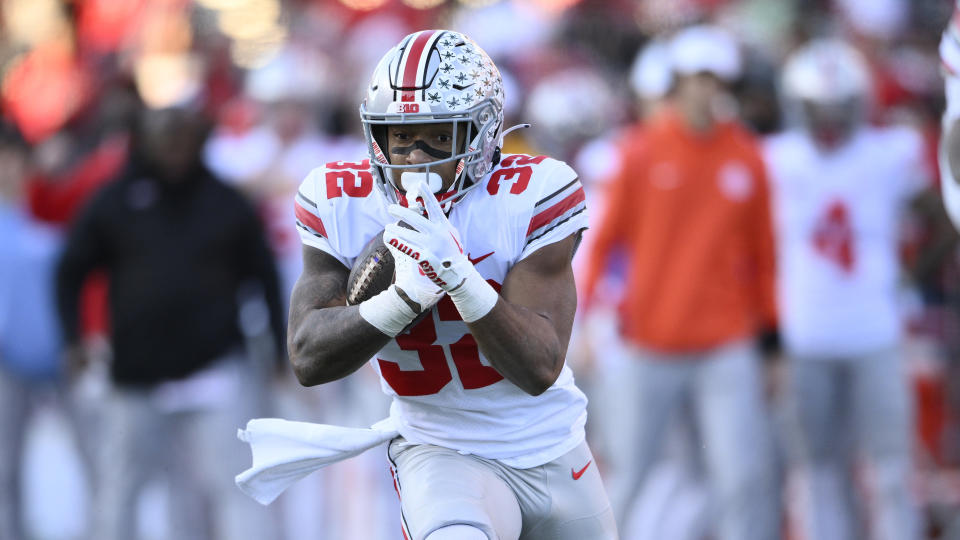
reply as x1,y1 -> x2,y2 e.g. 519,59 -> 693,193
448,265 -> 499,323
358,285 -> 418,337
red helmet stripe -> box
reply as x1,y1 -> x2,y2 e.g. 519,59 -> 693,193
400,30 -> 438,102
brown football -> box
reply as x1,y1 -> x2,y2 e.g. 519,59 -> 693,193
346,231 -> 395,305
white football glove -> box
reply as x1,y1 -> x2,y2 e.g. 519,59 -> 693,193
357,239 -> 444,338
384,181 -> 498,322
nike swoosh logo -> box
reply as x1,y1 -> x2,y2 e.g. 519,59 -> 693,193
571,460 -> 592,480
467,251 -> 494,265
452,83 -> 475,91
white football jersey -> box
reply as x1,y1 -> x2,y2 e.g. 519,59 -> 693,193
764,127 -> 927,358
294,154 -> 589,468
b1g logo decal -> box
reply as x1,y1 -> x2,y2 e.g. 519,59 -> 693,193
389,100 -> 429,113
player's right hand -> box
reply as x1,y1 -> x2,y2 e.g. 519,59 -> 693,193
384,181 -> 470,292
385,181 -> 498,323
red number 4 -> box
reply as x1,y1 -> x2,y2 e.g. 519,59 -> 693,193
812,200 -> 854,273
377,281 -> 504,396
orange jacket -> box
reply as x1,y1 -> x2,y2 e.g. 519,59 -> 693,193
583,108 -> 777,351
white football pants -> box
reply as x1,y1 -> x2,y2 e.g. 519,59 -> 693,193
600,338 -> 781,540
388,436 -> 618,540
91,352 -> 279,540
0,366 -> 97,540
788,347 -> 918,540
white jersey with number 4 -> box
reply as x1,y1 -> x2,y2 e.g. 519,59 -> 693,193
764,127 -> 927,358
294,154 -> 589,468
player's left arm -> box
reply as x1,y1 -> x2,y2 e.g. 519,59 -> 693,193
466,233 -> 579,396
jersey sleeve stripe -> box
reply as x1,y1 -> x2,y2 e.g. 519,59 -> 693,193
294,200 -> 327,238
526,208 -> 586,245
535,178 -> 579,208
527,187 -> 586,237
295,223 -> 324,240
297,191 -> 317,210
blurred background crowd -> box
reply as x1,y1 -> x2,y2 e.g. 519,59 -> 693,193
1,0 -> 959,539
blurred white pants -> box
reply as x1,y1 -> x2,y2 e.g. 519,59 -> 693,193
91,352 -> 279,540
600,339 -> 780,540
0,367 -> 96,540
788,347 -> 917,540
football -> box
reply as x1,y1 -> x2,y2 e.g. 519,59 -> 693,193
346,231 -> 395,305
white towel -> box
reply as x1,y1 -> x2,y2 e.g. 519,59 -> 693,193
235,416 -> 399,505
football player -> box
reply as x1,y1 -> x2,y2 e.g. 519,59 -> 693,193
766,38 -> 925,540
285,30 -> 616,540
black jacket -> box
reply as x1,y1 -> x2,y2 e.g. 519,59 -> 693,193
56,163 -> 284,386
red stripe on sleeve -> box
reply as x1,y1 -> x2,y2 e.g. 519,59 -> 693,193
527,187 -> 585,236
294,201 -> 327,238
401,30 -> 436,102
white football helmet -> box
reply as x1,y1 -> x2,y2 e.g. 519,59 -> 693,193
781,38 -> 872,144
360,30 -> 505,205
782,38 -> 871,104
525,68 -> 618,160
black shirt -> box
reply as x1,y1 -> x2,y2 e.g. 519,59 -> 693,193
56,164 -> 284,386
